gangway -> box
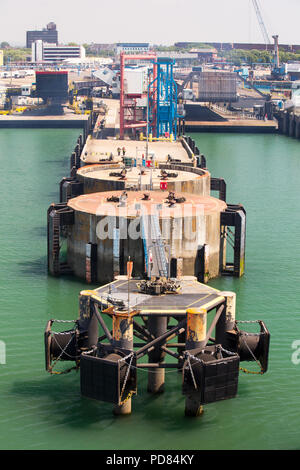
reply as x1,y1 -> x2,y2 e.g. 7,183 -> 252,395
140,212 -> 168,278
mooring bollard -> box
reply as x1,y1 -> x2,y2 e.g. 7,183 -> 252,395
112,309 -> 134,416
185,308 -> 207,417
147,316 -> 168,394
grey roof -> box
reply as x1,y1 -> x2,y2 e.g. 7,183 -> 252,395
156,52 -> 196,59
116,43 -> 149,47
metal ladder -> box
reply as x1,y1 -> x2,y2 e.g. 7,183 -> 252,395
141,213 -> 168,278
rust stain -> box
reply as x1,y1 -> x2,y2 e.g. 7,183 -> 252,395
186,308 -> 207,342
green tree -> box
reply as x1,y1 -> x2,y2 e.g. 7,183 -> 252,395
3,48 -> 31,64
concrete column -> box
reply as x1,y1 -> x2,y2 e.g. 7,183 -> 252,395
177,258 -> 183,277
112,309 -> 134,415
78,291 -> 98,349
277,112 -> 283,134
283,112 -> 288,135
185,308 -> 207,417
289,113 -> 295,137
112,310 -> 134,350
147,315 -> 168,393
177,328 -> 186,370
215,292 -> 236,350
185,308 -> 207,350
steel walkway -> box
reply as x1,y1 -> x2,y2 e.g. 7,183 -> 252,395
141,213 -> 168,278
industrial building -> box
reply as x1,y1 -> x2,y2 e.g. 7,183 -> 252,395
26,22 -> 58,48
31,40 -> 85,62
189,48 -> 218,62
174,41 -> 300,53
286,64 -> 300,81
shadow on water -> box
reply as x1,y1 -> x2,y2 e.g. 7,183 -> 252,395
9,378 -> 186,433
10,376 -> 115,428
8,365 -> 183,426
17,254 -> 97,289
30,226 -> 47,238
18,256 -> 47,276
44,160 -> 69,166
47,191 -> 60,200
9,363 -> 253,441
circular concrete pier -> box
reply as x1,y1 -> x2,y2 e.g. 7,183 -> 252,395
76,164 -> 211,196
66,190 -> 227,284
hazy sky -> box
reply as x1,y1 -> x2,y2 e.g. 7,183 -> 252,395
1,0 -> 300,47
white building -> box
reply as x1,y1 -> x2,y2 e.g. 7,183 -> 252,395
115,43 -> 150,55
32,40 -> 44,62
64,57 -> 113,67
32,40 -> 85,62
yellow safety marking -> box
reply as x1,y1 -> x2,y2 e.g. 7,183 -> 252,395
183,281 -> 221,295
186,293 -> 211,308
120,390 -> 136,405
116,280 -> 133,288
91,294 -> 105,303
93,279 -> 119,291
201,296 -> 226,311
205,285 -> 223,293
184,281 -> 222,294
80,290 -> 96,296
140,309 -> 186,314
91,279 -> 130,306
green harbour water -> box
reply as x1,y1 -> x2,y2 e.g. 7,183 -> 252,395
0,128 -> 299,450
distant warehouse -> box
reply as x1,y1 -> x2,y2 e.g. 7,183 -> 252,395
32,40 -> 85,62
115,43 -> 150,55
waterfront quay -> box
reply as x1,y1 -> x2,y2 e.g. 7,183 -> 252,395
81,137 -> 193,165
184,118 -> 277,133
0,113 -> 88,128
